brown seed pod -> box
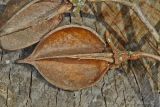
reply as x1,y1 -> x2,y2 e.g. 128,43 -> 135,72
0,1 -> 72,51
0,15 -> 63,51
18,25 -> 112,90
18,25 -> 160,91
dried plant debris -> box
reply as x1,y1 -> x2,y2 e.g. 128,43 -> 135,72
89,0 -> 160,46
0,0 -> 31,27
0,0 -> 159,91
18,25 -> 110,90
0,0 -> 72,51
17,25 -> 160,90
0,15 -> 62,51
100,1 -> 160,43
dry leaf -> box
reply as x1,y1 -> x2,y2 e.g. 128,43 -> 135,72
0,0 -> 73,50
18,25 -> 111,90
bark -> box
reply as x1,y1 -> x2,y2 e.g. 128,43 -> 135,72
0,0 -> 160,107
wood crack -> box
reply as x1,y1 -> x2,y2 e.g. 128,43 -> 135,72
0,50 -> 3,61
122,79 -> 127,107
5,87 -> 9,107
113,72 -> 118,104
55,89 -> 59,107
78,90 -> 82,107
123,90 -> 127,107
101,78 -> 107,107
28,70 -> 33,103
130,65 -> 145,107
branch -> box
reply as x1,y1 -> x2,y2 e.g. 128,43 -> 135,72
136,52 -> 160,61
88,0 -> 160,44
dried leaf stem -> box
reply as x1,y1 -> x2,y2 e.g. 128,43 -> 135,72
88,0 -> 160,44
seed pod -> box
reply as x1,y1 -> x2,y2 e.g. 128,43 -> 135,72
0,1 -> 72,50
0,15 -> 62,51
18,25 -> 111,90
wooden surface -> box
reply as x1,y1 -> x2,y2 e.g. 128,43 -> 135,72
0,0 -> 160,107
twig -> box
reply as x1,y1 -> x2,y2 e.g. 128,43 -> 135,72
130,52 -> 160,61
88,0 -> 160,44
138,52 -> 160,61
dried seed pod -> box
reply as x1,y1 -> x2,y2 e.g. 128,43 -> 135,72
18,25 -> 111,90
0,0 -> 30,28
0,15 -> 62,51
0,1 -> 72,50
11,25 -> 160,90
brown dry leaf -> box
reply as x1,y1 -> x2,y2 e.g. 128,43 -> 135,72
0,0 -> 69,51
18,25 -> 111,90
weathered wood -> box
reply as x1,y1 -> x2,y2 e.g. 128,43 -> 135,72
0,0 -> 160,107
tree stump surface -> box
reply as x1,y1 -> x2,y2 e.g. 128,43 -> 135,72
0,0 -> 160,107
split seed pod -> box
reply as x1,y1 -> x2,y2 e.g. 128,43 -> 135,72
0,0 -> 72,51
18,25 -> 160,90
18,25 -> 113,90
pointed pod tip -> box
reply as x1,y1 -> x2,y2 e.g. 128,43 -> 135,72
16,58 -> 31,64
16,59 -> 26,64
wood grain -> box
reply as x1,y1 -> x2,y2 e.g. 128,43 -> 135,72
0,0 -> 160,107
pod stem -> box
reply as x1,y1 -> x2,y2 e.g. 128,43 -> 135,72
129,51 -> 160,62
113,51 -> 160,65
136,52 -> 160,61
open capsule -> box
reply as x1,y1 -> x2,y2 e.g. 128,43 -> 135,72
18,25 -> 160,90
18,25 -> 113,90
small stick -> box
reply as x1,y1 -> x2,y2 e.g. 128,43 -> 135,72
105,31 -> 160,63
105,31 -> 117,51
132,52 -> 160,61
